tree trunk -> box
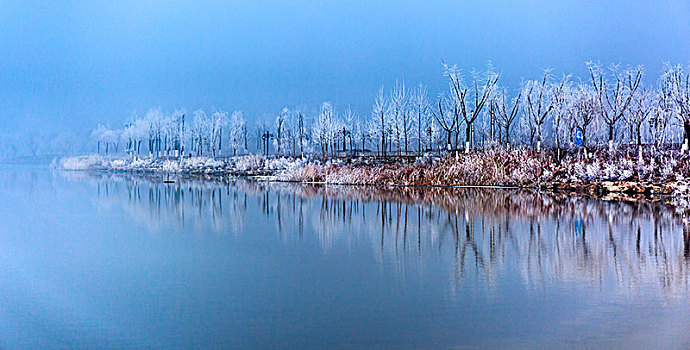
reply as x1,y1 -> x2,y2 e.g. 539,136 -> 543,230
381,135 -> 385,157
404,134 -> 408,155
417,122 -> 422,155
505,126 -> 510,147
465,125 -> 471,152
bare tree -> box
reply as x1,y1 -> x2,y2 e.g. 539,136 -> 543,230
123,117 -> 147,156
651,86 -> 675,150
487,89 -> 499,145
191,109 -> 208,156
587,62 -> 643,150
170,109 -> 186,157
371,87 -> 389,156
572,85 -> 598,149
145,108 -> 165,157
444,63 -> 499,153
521,70 -> 566,152
342,107 -> 357,153
624,85 -> 652,146
312,102 -> 336,157
209,110 -> 226,157
228,111 -> 247,155
295,111 -> 308,157
274,108 -> 289,155
255,119 -> 271,155
351,115 -> 368,154
660,63 -> 690,149
433,93 -> 457,151
387,82 -> 410,155
550,78 -> 573,156
413,84 -> 430,154
493,88 -> 522,148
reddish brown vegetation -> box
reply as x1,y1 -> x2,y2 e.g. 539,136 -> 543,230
280,149 -> 547,187
277,147 -> 690,199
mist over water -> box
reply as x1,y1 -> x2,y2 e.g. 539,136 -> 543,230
1,166 -> 689,348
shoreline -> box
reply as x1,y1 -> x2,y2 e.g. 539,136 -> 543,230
54,151 -> 690,212
54,167 -> 690,224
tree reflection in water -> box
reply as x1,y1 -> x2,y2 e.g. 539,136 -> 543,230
74,171 -> 690,296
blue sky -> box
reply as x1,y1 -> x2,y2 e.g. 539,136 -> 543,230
1,0 -> 688,132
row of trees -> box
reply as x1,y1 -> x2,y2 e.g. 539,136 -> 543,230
92,108 -> 248,158
91,62 -> 690,159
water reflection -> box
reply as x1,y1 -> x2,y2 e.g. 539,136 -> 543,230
62,171 -> 690,297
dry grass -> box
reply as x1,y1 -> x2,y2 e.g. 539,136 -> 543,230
278,147 -> 690,189
278,148 -> 549,187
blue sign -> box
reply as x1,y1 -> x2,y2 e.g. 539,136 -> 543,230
574,129 -> 583,146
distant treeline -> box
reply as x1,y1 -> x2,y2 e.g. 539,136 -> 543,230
64,61 -> 690,158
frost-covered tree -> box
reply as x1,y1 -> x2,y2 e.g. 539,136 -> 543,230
90,125 -> 120,155
572,85 -> 599,149
331,111 -> 344,154
160,114 -> 174,156
351,114 -> 368,154
424,121 -> 443,153
433,93 -> 458,151
191,109 -> 208,156
412,83 -> 431,153
256,119 -> 272,155
444,63 -> 498,152
283,113 -> 295,156
122,117 -> 148,156
274,108 -> 290,155
342,107 -> 357,152
313,102 -> 336,157
651,87 -> 675,149
294,111 -> 308,157
209,110 -> 226,157
388,82 -> 413,155
486,88 -> 500,145
283,110 -> 303,156
103,128 -> 120,154
521,70 -> 567,151
624,86 -> 652,146
492,87 -> 522,147
587,62 -> 643,150
550,81 -> 574,154
169,109 -> 186,157
660,63 -> 690,147
228,111 -> 247,155
144,108 -> 165,157
370,87 -> 389,156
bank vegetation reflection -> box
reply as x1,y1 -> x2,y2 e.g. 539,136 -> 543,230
76,172 -> 690,295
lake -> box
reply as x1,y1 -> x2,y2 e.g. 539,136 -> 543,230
0,165 -> 689,349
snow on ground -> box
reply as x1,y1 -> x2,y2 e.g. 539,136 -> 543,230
56,154 -> 311,175
57,149 -> 690,202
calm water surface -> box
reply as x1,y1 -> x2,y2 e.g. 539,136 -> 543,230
0,165 -> 689,349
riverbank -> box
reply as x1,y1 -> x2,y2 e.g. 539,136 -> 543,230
56,148 -> 690,202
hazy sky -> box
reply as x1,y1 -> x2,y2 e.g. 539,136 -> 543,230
1,0 -> 689,133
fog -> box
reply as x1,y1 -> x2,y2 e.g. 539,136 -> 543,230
0,0 -> 688,156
